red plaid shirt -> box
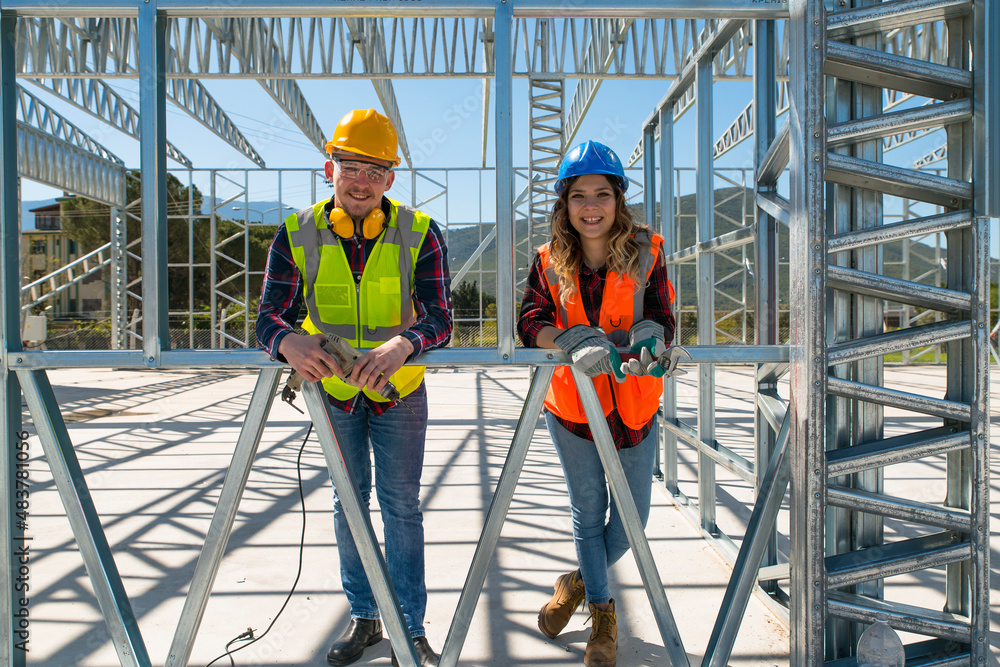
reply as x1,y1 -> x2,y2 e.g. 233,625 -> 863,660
517,248 -> 675,449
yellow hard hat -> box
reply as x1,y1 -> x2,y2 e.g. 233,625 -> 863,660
325,109 -> 401,167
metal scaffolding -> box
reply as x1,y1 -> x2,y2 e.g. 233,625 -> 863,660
0,1 -> 995,666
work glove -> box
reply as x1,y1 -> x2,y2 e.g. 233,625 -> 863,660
553,325 -> 627,383
621,319 -> 667,378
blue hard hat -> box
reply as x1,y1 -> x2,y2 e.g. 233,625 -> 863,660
555,140 -> 628,194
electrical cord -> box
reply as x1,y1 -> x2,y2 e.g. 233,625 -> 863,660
205,422 -> 313,667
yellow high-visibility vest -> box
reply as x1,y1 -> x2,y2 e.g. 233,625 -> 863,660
285,198 -> 430,401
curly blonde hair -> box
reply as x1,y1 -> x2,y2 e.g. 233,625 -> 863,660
548,175 -> 649,303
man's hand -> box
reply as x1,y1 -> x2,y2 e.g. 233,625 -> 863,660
278,333 -> 342,382
350,335 -> 414,393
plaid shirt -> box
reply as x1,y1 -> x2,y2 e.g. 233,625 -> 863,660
517,246 -> 675,449
256,196 -> 453,416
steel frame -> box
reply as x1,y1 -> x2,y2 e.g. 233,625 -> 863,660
0,2 -> 995,667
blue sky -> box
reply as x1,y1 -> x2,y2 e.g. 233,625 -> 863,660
20,75 -> 747,201
21,72 -> 987,254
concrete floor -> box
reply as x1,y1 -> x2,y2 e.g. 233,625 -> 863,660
16,364 -> 1000,666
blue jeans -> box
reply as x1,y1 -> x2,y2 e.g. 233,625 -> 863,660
331,384 -> 428,638
544,411 -> 657,605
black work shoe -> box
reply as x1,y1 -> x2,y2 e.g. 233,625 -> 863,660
390,636 -> 440,666
326,618 -> 383,666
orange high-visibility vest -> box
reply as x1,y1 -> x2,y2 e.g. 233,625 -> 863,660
540,231 -> 672,430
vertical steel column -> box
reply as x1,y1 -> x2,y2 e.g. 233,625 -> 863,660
110,204 -> 128,350
138,1 -> 170,361
825,61 -> 854,659
975,0 -> 998,217
788,1 -> 827,664
210,174 -> 218,347
752,17 -> 779,594
846,0 -> 883,630
0,11 -> 26,667
827,2 -> 885,655
494,0 -> 514,363
971,2 -> 996,655
943,8 -> 973,632
965,216 -> 991,664
642,127 -> 660,478
187,176 -> 195,347
243,178 -> 250,346
657,107 -> 679,496
695,57 -> 716,534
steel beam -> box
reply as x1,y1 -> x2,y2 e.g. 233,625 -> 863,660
694,54 -> 716,536
138,3 -> 170,363
16,85 -> 123,164
15,122 -> 125,205
787,1 -> 827,663
27,78 -> 192,167
0,11 -> 25,666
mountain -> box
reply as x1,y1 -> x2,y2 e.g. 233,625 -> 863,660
446,186 -> 949,308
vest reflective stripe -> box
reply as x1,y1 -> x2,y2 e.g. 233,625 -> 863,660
285,198 -> 429,402
540,232 -> 667,430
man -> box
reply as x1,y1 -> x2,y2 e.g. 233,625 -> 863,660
256,108 -> 452,666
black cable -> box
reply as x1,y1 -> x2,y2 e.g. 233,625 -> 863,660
205,423 -> 313,667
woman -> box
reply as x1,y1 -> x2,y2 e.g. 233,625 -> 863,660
516,140 -> 676,667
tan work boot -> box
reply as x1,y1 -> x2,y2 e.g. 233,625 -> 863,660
537,569 -> 586,638
584,599 -> 617,667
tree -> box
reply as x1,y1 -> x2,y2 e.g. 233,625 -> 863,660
58,172 -> 276,318
452,280 -> 496,319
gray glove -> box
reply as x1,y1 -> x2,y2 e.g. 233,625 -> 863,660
553,325 -> 626,383
620,319 -> 666,377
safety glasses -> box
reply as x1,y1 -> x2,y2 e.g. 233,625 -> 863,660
334,158 -> 391,184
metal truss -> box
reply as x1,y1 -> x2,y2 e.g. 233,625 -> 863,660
12,14 -> 948,81
16,84 -> 122,166
624,18 -> 753,167
563,18 -> 632,146
16,20 -> 264,166
197,19 -> 327,155
15,16 -> 768,81
527,74 -> 562,260
15,122 -> 124,206
915,143 -> 948,168
163,77 -> 265,167
29,77 -> 192,168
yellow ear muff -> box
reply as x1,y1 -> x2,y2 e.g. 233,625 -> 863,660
328,207 -> 386,240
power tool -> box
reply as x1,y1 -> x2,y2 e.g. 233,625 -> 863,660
281,333 -> 414,414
